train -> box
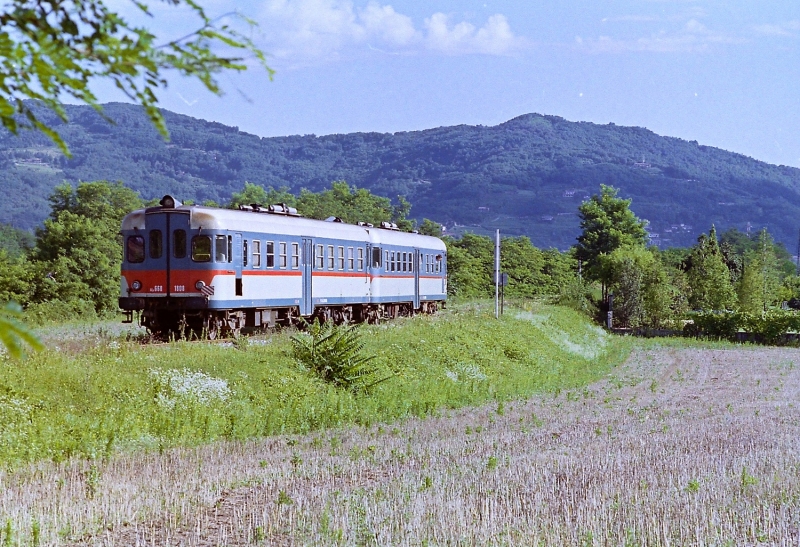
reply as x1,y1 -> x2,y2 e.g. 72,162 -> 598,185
119,195 -> 447,337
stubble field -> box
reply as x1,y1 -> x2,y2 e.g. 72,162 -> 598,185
3,343 -> 799,546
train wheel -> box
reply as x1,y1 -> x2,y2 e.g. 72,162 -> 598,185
205,315 -> 222,340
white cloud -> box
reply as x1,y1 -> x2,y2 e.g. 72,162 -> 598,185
753,20 -> 800,37
258,0 -> 525,61
424,13 -> 521,55
359,3 -> 418,46
581,18 -> 742,54
600,7 -> 707,25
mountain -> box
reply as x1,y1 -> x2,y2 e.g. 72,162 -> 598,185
2,102 -> 800,250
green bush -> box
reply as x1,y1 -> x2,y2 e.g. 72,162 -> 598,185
24,299 -> 98,325
686,310 -> 800,344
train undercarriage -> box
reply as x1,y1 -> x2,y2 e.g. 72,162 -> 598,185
127,299 -> 441,339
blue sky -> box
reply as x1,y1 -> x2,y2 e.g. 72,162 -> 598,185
108,0 -> 800,167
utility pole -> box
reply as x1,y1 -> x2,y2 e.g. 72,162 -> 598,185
495,229 -> 500,319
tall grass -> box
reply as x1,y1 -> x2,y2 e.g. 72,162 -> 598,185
0,301 -> 628,467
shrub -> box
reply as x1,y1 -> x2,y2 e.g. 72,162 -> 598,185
291,319 -> 387,393
24,299 -> 98,325
687,310 -> 800,344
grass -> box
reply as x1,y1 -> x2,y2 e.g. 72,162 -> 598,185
2,341 -> 799,545
0,300 -> 629,468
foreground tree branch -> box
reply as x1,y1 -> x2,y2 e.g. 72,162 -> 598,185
0,0 -> 272,154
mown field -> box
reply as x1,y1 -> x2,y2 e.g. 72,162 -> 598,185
3,304 -> 799,545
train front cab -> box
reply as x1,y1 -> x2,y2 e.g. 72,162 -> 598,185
119,196 -> 210,333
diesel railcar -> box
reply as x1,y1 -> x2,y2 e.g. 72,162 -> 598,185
119,196 -> 447,336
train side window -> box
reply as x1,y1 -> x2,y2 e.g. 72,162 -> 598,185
149,230 -> 162,259
358,248 -> 364,270
253,240 -> 261,268
291,242 -> 300,269
347,247 -> 354,270
127,236 -> 145,263
410,253 -> 414,273
215,235 -> 227,262
402,252 -> 407,272
228,236 -> 233,263
372,247 -> 381,268
191,235 -> 211,262
316,244 -> 324,269
279,242 -> 287,268
243,240 -> 248,267
385,250 -> 389,269
338,246 -> 345,270
266,241 -> 275,267
390,251 -> 395,272
328,245 -> 334,269
426,255 -> 430,273
173,230 -> 187,259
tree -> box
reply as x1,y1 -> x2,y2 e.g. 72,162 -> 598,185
444,234 -> 493,297
575,185 -> 648,296
0,0 -> 269,153
0,224 -> 35,259
32,181 -> 143,314
0,250 -> 33,304
228,183 -> 296,209
736,229 -> 783,314
599,245 -> 651,328
685,226 -> 736,311
417,219 -> 443,237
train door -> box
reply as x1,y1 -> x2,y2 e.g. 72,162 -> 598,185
301,237 -> 314,316
144,210 -> 191,297
413,248 -> 421,309
168,214 -> 192,296
365,244 -> 372,299
233,233 -> 243,296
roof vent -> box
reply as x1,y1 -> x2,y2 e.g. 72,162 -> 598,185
238,204 -> 254,211
267,203 -> 300,216
357,221 -> 374,227
325,216 -> 344,223
380,221 -> 399,230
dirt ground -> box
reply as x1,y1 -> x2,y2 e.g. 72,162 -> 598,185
4,344 -> 800,546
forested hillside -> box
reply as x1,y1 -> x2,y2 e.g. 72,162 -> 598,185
2,102 -> 799,249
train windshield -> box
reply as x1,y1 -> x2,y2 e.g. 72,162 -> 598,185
127,236 -> 145,263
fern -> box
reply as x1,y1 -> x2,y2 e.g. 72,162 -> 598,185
291,319 -> 388,393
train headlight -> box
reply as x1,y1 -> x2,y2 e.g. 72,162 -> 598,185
195,280 -> 206,290
131,280 -> 142,291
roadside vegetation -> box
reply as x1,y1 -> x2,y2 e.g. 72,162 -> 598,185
0,301 -> 628,468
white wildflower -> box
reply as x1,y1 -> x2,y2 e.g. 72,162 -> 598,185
150,368 -> 232,408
